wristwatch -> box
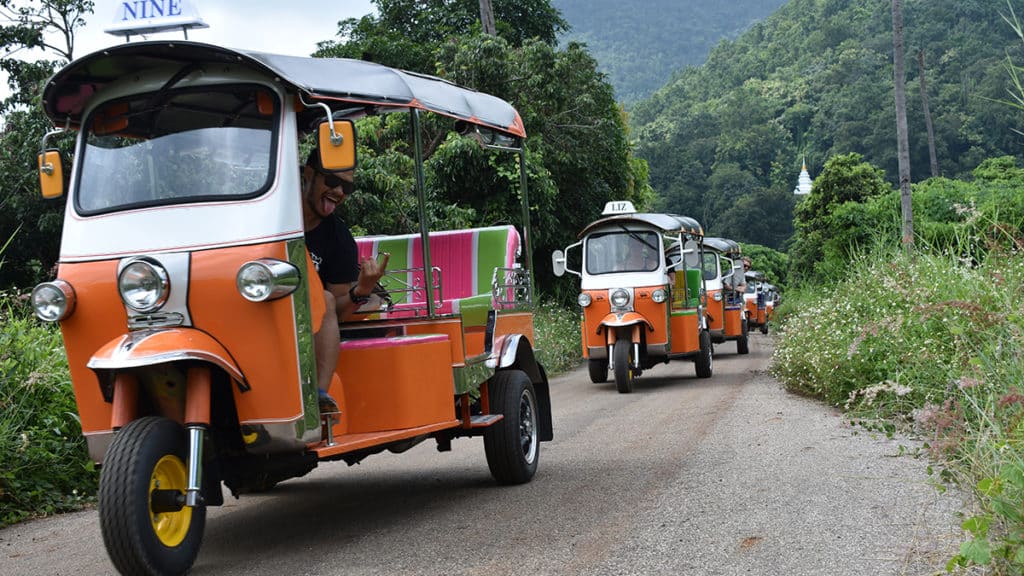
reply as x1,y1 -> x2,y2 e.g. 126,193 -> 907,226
348,284 -> 370,305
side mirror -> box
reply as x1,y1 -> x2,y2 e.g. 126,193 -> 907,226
317,119 -> 356,171
552,250 -> 566,277
682,239 -> 700,268
38,150 -> 65,199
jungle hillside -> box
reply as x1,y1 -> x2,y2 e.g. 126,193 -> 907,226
631,0 -> 1024,251
550,0 -> 788,104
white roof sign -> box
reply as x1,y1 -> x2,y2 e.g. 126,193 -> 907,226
105,0 -> 208,37
601,200 -> 636,215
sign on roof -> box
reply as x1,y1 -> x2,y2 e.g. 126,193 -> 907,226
602,200 -> 636,216
105,0 -> 208,37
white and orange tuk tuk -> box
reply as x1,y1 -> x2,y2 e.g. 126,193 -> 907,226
700,237 -> 749,355
551,201 -> 712,393
743,270 -> 769,335
31,41 -> 552,576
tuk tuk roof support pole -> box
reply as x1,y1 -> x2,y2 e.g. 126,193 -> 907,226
410,108 -> 436,316
517,148 -> 534,301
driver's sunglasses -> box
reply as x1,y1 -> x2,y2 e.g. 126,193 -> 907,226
320,171 -> 354,195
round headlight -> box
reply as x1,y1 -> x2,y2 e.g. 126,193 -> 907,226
31,280 -> 75,322
712,291 -> 723,302
651,289 -> 667,303
610,288 -> 630,308
237,259 -> 300,302
119,259 -> 169,313
577,292 -> 592,307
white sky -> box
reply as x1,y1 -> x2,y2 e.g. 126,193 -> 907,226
1,0 -> 376,105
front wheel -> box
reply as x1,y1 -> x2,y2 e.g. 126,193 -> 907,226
761,323 -> 769,335
99,417 -> 206,576
484,370 -> 540,485
613,339 -> 634,393
695,329 -> 713,378
588,358 -> 608,383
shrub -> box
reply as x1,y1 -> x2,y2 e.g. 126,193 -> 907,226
0,295 -> 98,527
532,298 -> 583,376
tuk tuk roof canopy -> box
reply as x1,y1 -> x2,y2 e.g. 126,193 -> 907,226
42,41 -> 526,138
577,213 -> 703,239
703,237 -> 742,256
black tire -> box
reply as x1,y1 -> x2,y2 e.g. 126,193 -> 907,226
588,358 -> 608,383
484,370 -> 540,485
761,323 -> 769,335
695,329 -> 713,378
737,319 -> 750,355
100,417 -> 206,576
613,339 -> 633,394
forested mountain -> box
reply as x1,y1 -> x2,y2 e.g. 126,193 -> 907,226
551,0 -> 787,104
630,0 -> 1024,250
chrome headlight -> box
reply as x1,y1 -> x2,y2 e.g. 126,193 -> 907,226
577,292 -> 592,307
651,289 -> 668,304
712,291 -> 723,302
119,259 -> 169,313
610,288 -> 630,308
31,280 -> 75,322
237,259 -> 300,302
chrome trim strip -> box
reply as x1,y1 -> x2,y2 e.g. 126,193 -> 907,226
287,237 -> 322,444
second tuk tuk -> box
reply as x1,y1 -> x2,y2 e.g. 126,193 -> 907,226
701,237 -> 750,355
31,40 -> 553,576
743,270 -> 770,335
552,201 -> 712,393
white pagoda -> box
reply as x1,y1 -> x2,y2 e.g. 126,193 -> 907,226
793,159 -> 813,195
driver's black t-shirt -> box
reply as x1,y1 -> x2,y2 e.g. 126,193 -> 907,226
305,216 -> 360,286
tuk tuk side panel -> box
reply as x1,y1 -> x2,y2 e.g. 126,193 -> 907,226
669,311 -> 700,354
404,318 -> 467,365
581,290 -> 611,355
55,260 -> 127,435
706,291 -> 726,332
189,242 -> 310,425
335,335 -> 455,434
632,286 -> 668,347
580,319 -> 590,358
724,306 -> 744,337
494,311 -> 535,347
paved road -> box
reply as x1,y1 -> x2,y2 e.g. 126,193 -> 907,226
1,336 -> 967,575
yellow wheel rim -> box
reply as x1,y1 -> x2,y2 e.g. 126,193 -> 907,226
149,455 -> 192,547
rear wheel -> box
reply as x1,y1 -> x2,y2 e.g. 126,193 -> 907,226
737,319 -> 750,355
484,370 -> 539,485
761,323 -> 769,335
588,358 -> 608,383
99,417 -> 206,576
695,329 -> 713,378
613,339 -> 634,394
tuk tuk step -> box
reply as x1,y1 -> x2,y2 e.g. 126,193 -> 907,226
468,414 -> 504,428
311,419 -> 461,459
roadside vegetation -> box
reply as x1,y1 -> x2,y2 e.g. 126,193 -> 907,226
773,157 -> 1024,574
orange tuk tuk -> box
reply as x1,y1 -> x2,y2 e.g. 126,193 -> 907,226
31,41 -> 552,575
743,270 -> 770,335
700,237 -> 749,355
552,201 -> 712,393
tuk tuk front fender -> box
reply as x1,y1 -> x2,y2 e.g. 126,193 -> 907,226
596,312 -> 654,333
88,328 -> 246,388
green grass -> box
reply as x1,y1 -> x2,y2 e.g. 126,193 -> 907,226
532,298 -> 584,376
772,247 -> 1024,574
0,294 -> 98,528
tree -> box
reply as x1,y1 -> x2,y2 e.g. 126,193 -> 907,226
891,0 -> 914,254
0,0 -> 92,289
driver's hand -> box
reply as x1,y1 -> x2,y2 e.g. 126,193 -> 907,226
356,252 -> 390,295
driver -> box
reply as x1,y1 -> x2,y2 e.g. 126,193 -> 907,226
302,147 -> 389,413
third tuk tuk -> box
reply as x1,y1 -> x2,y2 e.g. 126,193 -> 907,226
701,237 -> 750,355
743,270 -> 770,335
552,201 -> 712,393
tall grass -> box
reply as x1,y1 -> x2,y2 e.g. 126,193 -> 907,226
533,298 -> 584,376
0,295 -> 98,527
772,245 -> 1024,573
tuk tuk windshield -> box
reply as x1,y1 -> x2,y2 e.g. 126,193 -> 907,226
76,85 -> 278,215
701,252 -> 719,281
586,230 -> 661,274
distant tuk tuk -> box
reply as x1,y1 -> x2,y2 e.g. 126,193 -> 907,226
743,270 -> 769,335
552,201 -> 712,393
31,41 -> 552,575
701,237 -> 749,354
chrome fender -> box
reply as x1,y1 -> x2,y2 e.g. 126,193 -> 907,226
596,312 -> 654,333
88,328 -> 246,386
